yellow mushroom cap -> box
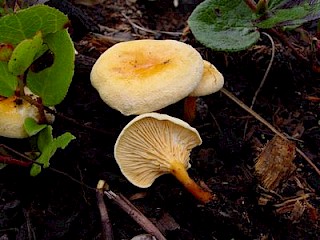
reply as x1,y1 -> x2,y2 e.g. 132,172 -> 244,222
0,96 -> 54,138
189,60 -> 224,97
114,112 -> 202,188
90,39 -> 204,116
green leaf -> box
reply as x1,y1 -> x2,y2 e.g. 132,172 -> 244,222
0,4 -> 69,46
0,61 -> 18,97
280,1 -> 320,27
188,0 -> 260,52
30,126 -> 76,176
55,133 -> 76,149
24,117 -> 47,137
27,29 -> 75,106
268,0 -> 285,9
37,125 -> 54,152
0,163 -> 6,170
257,5 -> 310,28
8,31 -> 43,75
258,1 -> 320,29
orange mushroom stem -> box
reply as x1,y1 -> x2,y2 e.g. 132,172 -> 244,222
183,96 -> 198,124
183,60 -> 224,123
170,161 -> 214,204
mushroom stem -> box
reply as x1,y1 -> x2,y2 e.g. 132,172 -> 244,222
183,96 -> 198,124
170,161 -> 214,204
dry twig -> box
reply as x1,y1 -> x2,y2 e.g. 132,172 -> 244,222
104,190 -> 167,240
250,32 -> 275,109
244,31 -> 275,137
96,180 -> 114,240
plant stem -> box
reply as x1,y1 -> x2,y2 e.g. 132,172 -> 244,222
0,155 -> 32,167
244,0 -> 257,12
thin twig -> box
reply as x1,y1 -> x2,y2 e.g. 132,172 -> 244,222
244,0 -> 257,11
0,144 -> 34,167
250,32 -> 275,108
96,180 -> 114,240
243,31 -> 275,137
220,87 -> 320,177
104,190 -> 167,240
49,167 -> 96,190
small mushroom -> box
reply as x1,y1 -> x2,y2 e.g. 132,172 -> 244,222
0,95 -> 54,138
90,39 -> 204,116
189,60 -> 224,97
114,112 -> 214,204
184,60 -> 224,123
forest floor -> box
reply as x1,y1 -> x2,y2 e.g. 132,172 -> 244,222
1,0 -> 320,239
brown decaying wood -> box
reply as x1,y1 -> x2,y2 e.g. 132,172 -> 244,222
255,135 -> 296,190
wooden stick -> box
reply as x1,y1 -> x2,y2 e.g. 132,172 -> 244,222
96,180 -> 114,240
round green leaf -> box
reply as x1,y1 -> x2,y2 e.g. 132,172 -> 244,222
26,29 -> 75,106
24,117 -> 47,137
188,0 -> 260,52
0,4 -> 69,46
0,61 -> 18,97
8,31 -> 43,75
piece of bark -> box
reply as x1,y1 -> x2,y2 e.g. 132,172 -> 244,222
255,135 -> 296,190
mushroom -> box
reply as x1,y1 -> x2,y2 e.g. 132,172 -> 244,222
0,93 -> 55,139
90,39 -> 204,116
114,112 -> 214,204
184,60 -> 224,123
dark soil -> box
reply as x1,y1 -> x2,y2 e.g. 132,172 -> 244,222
1,0 -> 320,239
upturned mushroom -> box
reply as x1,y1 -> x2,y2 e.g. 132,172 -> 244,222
114,112 -> 214,204
90,39 -> 204,116
0,90 -> 55,138
184,60 -> 224,123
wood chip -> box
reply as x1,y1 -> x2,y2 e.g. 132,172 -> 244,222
255,135 -> 296,190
